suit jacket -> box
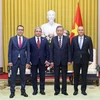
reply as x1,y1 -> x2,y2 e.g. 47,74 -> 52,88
71,35 -> 93,64
29,37 -> 49,65
50,36 -> 71,66
8,36 -> 30,65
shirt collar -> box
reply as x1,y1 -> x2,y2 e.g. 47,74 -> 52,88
78,35 -> 84,39
17,35 -> 23,39
35,36 -> 41,39
58,35 -> 63,39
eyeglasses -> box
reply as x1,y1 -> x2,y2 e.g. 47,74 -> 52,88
35,31 -> 41,32
17,29 -> 24,31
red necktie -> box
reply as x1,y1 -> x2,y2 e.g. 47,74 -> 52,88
19,37 -> 22,48
37,37 -> 40,48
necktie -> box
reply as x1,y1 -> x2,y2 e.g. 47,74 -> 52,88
37,37 -> 40,48
19,37 -> 22,48
79,37 -> 82,49
59,37 -> 62,48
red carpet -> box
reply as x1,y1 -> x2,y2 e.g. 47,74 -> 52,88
0,73 -> 8,79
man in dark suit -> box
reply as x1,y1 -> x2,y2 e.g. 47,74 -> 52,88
50,26 -> 71,95
29,27 -> 49,95
8,25 -> 30,98
71,26 -> 93,96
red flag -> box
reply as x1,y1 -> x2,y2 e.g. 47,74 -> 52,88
70,3 -> 83,43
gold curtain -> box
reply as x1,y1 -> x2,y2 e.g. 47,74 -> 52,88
2,0 -> 98,72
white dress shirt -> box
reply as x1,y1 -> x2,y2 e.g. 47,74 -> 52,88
35,36 -> 41,43
78,36 -> 84,49
17,35 -> 23,46
58,36 -> 63,47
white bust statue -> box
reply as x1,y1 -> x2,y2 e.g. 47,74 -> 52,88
41,10 -> 61,36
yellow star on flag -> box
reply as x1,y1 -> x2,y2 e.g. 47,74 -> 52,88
70,3 -> 83,43
71,23 -> 78,36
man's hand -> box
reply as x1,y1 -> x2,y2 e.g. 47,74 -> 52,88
45,61 -> 50,67
88,62 -> 92,66
26,64 -> 31,69
50,62 -> 54,68
8,62 -> 13,67
30,62 -> 32,65
68,62 -> 72,65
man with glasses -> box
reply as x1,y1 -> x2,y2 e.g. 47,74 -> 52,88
8,25 -> 30,98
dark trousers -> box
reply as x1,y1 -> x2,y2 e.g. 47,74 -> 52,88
73,62 -> 88,92
31,59 -> 45,92
10,59 -> 26,93
54,64 -> 67,93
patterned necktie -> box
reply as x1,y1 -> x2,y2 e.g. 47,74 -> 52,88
79,37 -> 82,49
37,37 -> 40,48
59,37 -> 62,48
19,37 -> 22,48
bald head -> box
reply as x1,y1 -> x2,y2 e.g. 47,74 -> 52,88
78,26 -> 85,36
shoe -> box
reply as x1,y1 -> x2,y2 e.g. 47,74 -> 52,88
40,91 -> 45,95
21,92 -> 28,97
54,91 -> 59,95
32,91 -> 38,95
81,91 -> 87,95
62,92 -> 68,95
9,92 -> 15,98
73,91 -> 78,95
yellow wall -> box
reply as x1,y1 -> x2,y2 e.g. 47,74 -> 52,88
2,0 -> 98,72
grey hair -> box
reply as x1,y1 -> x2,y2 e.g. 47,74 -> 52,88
34,27 -> 42,32
56,25 -> 64,31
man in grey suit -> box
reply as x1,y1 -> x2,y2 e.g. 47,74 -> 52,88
8,25 -> 30,98
50,26 -> 71,95
71,26 -> 93,96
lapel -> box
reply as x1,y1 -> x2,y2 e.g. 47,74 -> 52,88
21,36 -> 26,48
76,35 -> 86,50
13,36 -> 26,49
82,35 -> 87,49
61,35 -> 65,49
33,37 -> 44,49
76,36 -> 80,49
56,36 -> 65,49
55,36 -> 60,49
33,37 -> 38,49
13,36 -> 19,49
40,37 -> 44,48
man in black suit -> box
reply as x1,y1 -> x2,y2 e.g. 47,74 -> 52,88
29,27 -> 49,95
71,26 -> 93,96
8,25 -> 30,98
50,26 -> 71,95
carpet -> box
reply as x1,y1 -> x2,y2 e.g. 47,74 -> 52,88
0,82 -> 100,100
0,73 -> 8,79
0,80 -> 8,90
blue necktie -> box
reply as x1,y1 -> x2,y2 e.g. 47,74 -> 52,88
79,37 -> 82,49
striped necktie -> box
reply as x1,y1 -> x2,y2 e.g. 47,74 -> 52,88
59,37 -> 62,48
